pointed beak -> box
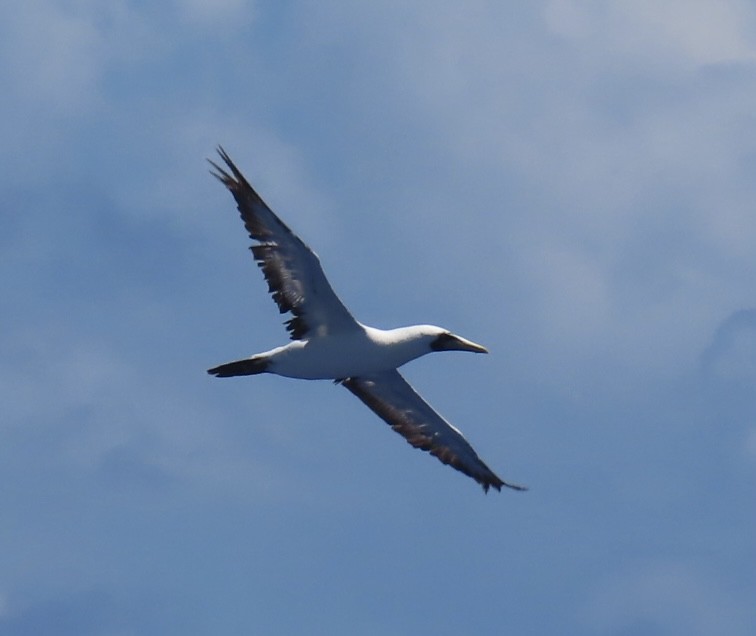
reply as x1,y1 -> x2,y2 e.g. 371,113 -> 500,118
432,333 -> 489,354
453,336 -> 489,354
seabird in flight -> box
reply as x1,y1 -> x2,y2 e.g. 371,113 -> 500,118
207,147 -> 526,493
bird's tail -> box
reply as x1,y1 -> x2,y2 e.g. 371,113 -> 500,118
207,356 -> 269,377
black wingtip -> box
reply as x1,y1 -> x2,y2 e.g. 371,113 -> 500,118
500,481 -> 528,492
207,159 -> 230,184
207,146 -> 236,184
212,146 -> 249,185
208,146 -> 264,207
216,144 -> 230,164
482,477 -> 528,494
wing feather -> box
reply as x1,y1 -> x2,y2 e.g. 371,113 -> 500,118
209,147 -> 359,339
341,370 -> 526,493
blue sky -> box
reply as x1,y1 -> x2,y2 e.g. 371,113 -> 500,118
1,1 -> 755,634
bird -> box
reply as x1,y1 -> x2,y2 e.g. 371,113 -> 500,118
206,147 -> 526,493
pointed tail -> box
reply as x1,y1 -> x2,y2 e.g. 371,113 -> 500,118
207,356 -> 269,377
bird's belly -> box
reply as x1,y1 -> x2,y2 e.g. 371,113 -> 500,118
267,338 -> 413,380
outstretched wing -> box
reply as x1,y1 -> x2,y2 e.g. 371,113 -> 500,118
209,147 -> 360,340
341,370 -> 526,493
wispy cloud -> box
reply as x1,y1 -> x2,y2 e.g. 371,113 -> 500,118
545,0 -> 756,68
1,2 -> 754,634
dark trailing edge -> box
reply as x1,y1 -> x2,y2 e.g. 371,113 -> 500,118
340,371 -> 527,493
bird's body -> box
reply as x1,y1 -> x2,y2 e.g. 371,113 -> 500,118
207,148 -> 525,493
212,324 -> 486,380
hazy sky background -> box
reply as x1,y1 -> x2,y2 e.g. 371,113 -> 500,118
1,1 -> 755,634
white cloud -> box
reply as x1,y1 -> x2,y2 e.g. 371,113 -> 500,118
1,5 -> 755,634
0,1 -> 159,113
0,1 -> 164,188
0,1 -> 104,112
287,1 -> 756,387
0,323 -> 281,500
545,0 -> 756,69
4,0 -> 754,391
3,0 -> 755,365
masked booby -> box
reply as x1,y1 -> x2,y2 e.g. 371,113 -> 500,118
207,147 -> 525,493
